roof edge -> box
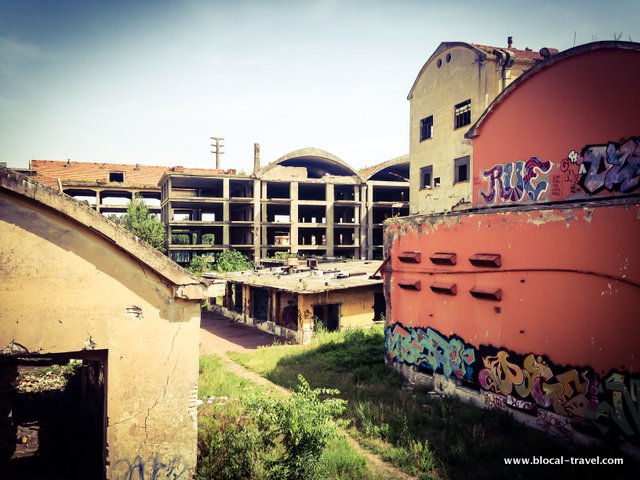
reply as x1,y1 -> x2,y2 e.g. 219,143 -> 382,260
465,41 -> 640,139
0,167 -> 213,300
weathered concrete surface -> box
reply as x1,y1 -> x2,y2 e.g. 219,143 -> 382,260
0,168 -> 208,478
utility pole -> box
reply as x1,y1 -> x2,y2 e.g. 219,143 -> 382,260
210,137 -> 225,169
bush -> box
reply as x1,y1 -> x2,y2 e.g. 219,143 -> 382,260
197,375 -> 346,480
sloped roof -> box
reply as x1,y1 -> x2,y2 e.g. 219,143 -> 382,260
30,160 -> 232,190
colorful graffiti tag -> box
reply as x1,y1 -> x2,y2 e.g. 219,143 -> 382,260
479,156 -> 552,205
385,324 -> 475,381
385,324 -> 640,441
573,137 -> 640,195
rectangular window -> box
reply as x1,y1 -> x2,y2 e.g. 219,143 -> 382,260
109,171 -> 125,182
454,156 -> 470,183
419,115 -> 433,141
420,165 -> 433,189
454,100 -> 471,129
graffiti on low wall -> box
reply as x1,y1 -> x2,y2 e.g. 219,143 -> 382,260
385,323 -> 639,441
112,455 -> 189,480
479,157 -> 553,205
385,323 -> 475,381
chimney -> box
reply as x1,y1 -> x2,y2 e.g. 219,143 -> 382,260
507,36 -> 513,48
253,143 -> 261,174
65,158 -> 71,168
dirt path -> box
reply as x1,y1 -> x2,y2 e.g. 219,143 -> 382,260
199,311 -> 416,480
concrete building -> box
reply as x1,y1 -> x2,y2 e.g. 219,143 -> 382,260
160,148 -> 409,265
0,167 -> 222,478
384,42 -> 640,451
209,260 -> 385,344
29,160 -> 229,217
408,39 -> 553,215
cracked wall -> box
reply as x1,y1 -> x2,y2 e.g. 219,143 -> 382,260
0,190 -> 200,479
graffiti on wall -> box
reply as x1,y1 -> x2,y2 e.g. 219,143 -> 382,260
572,137 -> 640,195
479,156 -> 552,205
385,323 -> 475,381
112,455 -> 189,480
385,324 -> 640,441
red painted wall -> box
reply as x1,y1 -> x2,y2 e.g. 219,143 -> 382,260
472,46 -> 640,207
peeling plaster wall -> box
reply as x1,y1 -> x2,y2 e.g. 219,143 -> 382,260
0,190 -> 200,478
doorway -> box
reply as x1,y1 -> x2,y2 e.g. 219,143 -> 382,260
0,350 -> 107,480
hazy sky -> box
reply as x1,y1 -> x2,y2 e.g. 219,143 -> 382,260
1,0 -> 638,172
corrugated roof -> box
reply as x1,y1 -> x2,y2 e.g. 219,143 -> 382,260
30,160 -> 233,188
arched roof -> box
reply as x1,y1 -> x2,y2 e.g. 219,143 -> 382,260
466,41 -> 640,139
258,148 -> 362,180
0,167 -> 212,299
407,42 -> 488,100
360,155 -> 410,181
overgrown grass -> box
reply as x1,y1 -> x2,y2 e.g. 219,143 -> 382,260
231,326 -> 639,480
197,354 -> 381,480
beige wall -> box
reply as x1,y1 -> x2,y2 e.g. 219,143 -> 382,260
409,45 -> 533,214
297,286 -> 380,330
0,191 -> 201,479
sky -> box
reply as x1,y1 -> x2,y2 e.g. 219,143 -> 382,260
1,0 -> 639,173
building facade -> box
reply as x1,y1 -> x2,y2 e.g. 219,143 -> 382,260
160,148 -> 409,265
385,41 -> 640,450
408,40 -> 552,215
0,168 -> 220,478
210,260 -> 385,344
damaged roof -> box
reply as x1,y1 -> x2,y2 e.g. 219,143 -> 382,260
205,260 -> 383,293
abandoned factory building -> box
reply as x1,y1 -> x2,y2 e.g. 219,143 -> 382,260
208,259 -> 385,344
0,167 -> 221,479
26,148 -> 410,265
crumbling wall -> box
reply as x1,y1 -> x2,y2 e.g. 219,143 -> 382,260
0,190 -> 200,478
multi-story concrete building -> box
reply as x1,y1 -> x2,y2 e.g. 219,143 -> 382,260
24,151 -> 409,265
29,160 -> 228,217
408,39 -> 554,214
160,148 -> 409,265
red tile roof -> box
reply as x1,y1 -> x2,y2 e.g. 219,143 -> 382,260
30,160 -> 233,189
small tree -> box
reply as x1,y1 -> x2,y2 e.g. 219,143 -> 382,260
118,196 -> 165,252
215,249 -> 253,272
187,254 -> 216,276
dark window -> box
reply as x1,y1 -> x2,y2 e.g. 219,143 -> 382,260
419,115 -> 433,141
420,165 -> 433,189
454,156 -> 470,183
454,99 -> 471,129
109,172 -> 124,182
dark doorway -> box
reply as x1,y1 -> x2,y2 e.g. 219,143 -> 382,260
373,292 -> 386,321
251,288 -> 270,322
313,303 -> 341,332
0,350 -> 107,480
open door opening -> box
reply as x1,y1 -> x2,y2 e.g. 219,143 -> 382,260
0,350 -> 107,480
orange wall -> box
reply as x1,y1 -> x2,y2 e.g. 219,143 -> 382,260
472,48 -> 640,207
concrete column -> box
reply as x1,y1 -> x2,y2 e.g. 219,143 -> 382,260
367,183 -> 374,259
325,183 -> 334,256
223,178 -> 230,247
261,181 -> 268,259
95,189 -> 101,213
290,182 -> 298,254
253,179 -> 261,260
